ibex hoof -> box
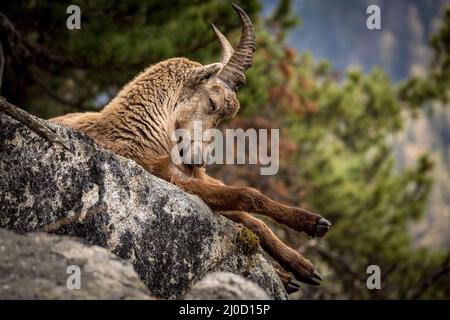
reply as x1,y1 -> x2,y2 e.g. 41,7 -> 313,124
300,268 -> 323,286
276,269 -> 302,293
314,217 -> 331,237
285,280 -> 301,294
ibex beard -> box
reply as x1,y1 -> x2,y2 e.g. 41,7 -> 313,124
50,3 -> 331,291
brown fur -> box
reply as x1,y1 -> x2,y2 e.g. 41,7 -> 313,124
50,57 -> 330,287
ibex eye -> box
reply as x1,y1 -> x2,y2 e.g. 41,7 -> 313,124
209,98 -> 217,112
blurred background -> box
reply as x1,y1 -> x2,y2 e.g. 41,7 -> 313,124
1,0 -> 449,299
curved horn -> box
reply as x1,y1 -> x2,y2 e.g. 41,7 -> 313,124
218,3 -> 256,89
210,23 -> 234,65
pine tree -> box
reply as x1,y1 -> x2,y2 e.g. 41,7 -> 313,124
235,2 -> 450,299
0,0 -> 259,116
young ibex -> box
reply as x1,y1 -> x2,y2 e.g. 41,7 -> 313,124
50,4 -> 331,290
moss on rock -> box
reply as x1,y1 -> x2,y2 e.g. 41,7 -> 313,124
235,226 -> 260,255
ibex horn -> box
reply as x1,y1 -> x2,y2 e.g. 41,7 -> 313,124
213,3 -> 256,90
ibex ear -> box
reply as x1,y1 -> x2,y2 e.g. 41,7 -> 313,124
188,63 -> 222,87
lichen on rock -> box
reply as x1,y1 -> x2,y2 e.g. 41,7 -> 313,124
0,228 -> 153,299
185,272 -> 270,300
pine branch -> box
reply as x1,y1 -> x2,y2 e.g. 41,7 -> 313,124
408,252 -> 450,300
0,41 -> 4,92
0,11 -> 87,69
0,96 -> 69,150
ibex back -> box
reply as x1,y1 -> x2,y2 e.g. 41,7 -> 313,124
51,3 -> 331,290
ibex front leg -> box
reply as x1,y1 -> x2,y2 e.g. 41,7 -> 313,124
172,177 -> 331,237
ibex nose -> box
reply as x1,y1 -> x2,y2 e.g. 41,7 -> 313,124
193,144 -> 214,168
192,143 -> 206,167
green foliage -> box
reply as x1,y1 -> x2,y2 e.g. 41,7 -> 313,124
399,7 -> 450,110
239,1 -> 449,299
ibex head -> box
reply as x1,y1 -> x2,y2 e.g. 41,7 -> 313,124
174,3 -> 255,167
